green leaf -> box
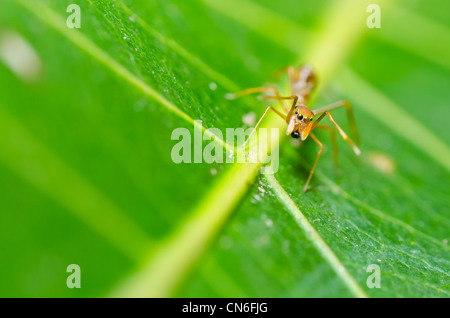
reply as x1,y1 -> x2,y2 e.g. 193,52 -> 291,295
0,0 -> 448,298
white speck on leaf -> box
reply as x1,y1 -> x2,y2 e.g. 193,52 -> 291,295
258,186 -> 266,196
209,82 -> 217,90
0,30 -> 42,83
242,112 -> 256,126
367,151 -> 396,174
251,194 -> 262,204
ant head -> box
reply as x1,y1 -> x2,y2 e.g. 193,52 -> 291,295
294,105 -> 314,122
287,105 -> 314,141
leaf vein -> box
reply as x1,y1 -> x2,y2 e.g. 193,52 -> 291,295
264,174 -> 369,298
316,171 -> 449,250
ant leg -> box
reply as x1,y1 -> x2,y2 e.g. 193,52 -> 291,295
228,87 -> 289,112
243,106 -> 286,148
314,124 -> 339,168
312,111 -> 360,155
312,100 -> 360,146
272,65 -> 311,101
269,65 -> 298,84
263,95 -> 299,121
263,95 -> 297,103
288,66 -> 299,84
303,133 -> 323,192
269,65 -> 291,80
325,112 -> 361,155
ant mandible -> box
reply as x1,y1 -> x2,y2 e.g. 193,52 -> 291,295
230,65 -> 361,192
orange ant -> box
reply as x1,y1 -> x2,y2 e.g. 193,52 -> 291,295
230,65 -> 361,192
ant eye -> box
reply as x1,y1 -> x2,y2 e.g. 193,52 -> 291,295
310,118 -> 313,121
298,114 -> 303,120
295,111 -> 298,115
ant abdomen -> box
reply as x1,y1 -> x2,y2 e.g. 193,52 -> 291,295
291,64 -> 316,103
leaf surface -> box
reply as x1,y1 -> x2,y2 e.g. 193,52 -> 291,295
0,0 -> 448,297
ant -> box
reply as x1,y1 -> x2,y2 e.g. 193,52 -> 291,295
230,65 -> 361,192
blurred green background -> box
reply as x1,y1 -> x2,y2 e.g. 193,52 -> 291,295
0,0 -> 448,297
